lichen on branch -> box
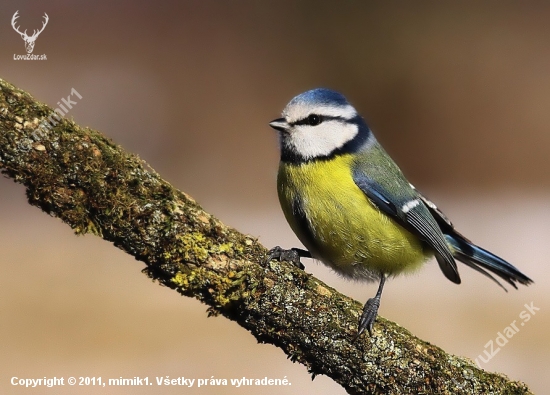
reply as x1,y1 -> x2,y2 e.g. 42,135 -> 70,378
0,78 -> 532,395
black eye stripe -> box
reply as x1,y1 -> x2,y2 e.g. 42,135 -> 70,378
290,115 -> 350,126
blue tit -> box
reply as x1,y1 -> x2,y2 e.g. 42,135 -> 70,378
268,88 -> 533,337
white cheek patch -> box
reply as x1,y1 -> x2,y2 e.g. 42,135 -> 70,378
289,121 -> 359,159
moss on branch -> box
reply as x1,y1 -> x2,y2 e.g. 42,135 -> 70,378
0,78 -> 533,395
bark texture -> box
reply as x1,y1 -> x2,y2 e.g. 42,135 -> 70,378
0,78 -> 533,395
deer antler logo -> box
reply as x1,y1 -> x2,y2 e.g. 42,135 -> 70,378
11,11 -> 49,54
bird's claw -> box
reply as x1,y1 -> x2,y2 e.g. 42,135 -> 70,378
266,246 -> 305,270
354,297 -> 380,340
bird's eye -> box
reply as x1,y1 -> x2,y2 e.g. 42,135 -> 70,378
307,114 -> 322,126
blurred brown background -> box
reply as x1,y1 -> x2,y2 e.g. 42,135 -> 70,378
1,1 -> 549,394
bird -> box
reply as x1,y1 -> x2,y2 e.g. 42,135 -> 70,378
267,88 -> 533,337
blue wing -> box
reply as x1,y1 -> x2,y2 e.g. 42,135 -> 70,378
352,166 -> 461,284
349,139 -> 531,289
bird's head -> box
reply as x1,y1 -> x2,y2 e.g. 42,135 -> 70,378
270,88 -> 371,163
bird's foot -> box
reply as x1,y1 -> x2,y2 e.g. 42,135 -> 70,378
266,246 -> 306,270
355,296 -> 380,339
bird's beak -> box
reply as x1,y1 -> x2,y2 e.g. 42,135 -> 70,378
269,118 -> 289,132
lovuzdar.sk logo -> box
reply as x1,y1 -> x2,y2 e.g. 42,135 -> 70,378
12,10 -> 48,60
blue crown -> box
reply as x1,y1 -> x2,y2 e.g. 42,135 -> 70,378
289,88 -> 349,107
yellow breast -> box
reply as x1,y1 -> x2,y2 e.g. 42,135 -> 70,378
277,155 -> 430,280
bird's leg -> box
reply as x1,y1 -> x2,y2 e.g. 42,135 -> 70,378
356,274 -> 386,338
266,246 -> 310,270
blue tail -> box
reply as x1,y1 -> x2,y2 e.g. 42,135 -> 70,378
445,234 -> 533,291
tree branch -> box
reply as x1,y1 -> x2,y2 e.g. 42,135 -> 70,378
0,78 -> 532,395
